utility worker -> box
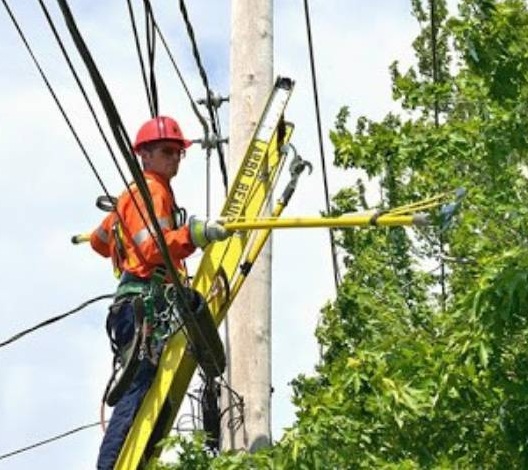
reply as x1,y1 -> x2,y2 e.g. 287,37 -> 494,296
89,115 -> 228,469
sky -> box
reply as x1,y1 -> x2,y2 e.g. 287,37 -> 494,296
0,1 -> 423,468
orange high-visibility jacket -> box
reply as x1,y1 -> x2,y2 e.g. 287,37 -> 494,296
90,171 -> 196,279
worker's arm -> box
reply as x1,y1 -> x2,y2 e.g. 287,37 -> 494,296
89,213 -> 114,258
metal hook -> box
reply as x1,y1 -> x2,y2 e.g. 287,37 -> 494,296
278,144 -> 313,206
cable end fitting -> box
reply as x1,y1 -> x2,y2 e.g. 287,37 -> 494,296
412,213 -> 430,226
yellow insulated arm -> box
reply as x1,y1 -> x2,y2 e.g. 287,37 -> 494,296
221,212 -> 429,231
71,213 -> 427,247
72,212 -> 428,247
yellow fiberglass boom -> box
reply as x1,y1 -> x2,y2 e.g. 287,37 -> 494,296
114,76 -> 296,470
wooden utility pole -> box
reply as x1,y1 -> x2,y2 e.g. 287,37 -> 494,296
222,0 -> 273,452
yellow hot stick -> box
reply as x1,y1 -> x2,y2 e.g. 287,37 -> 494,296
72,213 -> 427,248
385,192 -> 450,215
71,233 -> 90,244
222,213 -> 429,231
387,200 -> 446,216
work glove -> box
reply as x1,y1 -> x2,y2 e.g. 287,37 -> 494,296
189,216 -> 231,248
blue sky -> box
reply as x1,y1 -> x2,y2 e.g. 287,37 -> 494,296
0,1 -> 424,468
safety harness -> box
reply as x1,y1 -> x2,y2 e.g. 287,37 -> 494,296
96,185 -> 194,414
103,268 -> 176,407
102,262 -> 226,414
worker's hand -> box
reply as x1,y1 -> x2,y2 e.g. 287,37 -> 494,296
189,216 -> 231,248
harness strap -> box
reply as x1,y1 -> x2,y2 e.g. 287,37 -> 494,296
114,282 -> 149,300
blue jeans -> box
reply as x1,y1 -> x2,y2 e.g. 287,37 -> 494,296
96,300 -> 156,470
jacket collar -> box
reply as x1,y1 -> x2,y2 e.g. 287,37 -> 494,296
143,170 -> 171,188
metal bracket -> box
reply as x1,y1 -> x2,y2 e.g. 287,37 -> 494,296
192,134 -> 229,150
197,90 -> 230,109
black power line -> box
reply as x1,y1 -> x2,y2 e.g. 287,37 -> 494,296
128,0 -> 211,154
178,0 -> 228,193
3,0 -> 158,276
144,0 -> 158,116
127,0 -> 156,117
1,0 -> 111,205
429,0 -> 447,312
56,0 -> 227,380
145,0 -> 210,136
5,0 -> 156,270
35,0 -> 157,261
127,0 -> 159,117
0,294 -> 113,349
0,421 -> 103,461
303,0 -> 342,290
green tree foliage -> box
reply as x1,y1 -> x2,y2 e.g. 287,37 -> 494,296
153,1 -> 528,468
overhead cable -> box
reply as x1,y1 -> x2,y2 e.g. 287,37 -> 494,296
302,0 -> 342,290
142,0 -> 219,214
141,0 -> 214,215
0,422 -> 103,461
1,0 -> 112,206
0,294 -> 113,349
126,0 -> 157,116
144,0 -> 159,116
6,0 -> 153,268
178,0 -> 228,193
429,0 -> 446,311
146,1 -> 209,136
56,0 -> 227,379
36,0 -> 155,255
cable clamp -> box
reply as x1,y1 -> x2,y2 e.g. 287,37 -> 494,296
193,134 -> 229,150
197,90 -> 229,109
369,210 -> 388,226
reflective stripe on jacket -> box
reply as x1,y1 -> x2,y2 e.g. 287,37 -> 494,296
89,171 -> 196,278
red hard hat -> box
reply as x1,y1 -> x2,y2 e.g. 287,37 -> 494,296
133,116 -> 192,153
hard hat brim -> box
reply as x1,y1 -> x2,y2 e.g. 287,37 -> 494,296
133,137 -> 193,154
